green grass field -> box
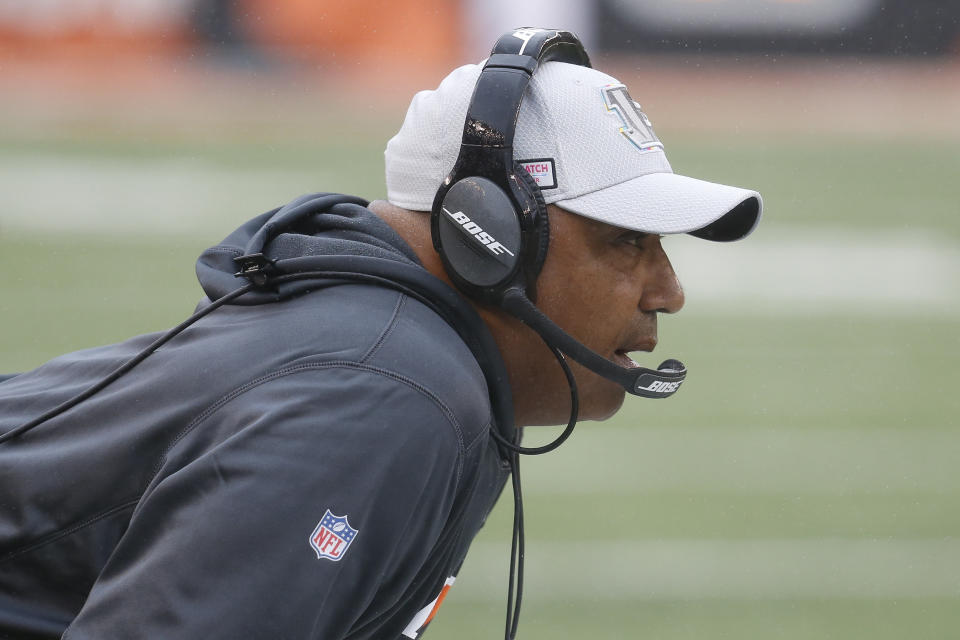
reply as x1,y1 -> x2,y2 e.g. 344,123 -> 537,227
2,111 -> 958,638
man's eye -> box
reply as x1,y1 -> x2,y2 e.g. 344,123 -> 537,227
620,232 -> 649,247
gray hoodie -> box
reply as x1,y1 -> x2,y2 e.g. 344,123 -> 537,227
0,193 -> 514,639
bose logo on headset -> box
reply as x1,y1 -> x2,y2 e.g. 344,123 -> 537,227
637,380 -> 682,394
442,207 -> 515,257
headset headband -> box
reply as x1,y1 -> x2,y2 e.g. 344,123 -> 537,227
461,29 -> 591,151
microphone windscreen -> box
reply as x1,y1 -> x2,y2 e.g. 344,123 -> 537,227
658,359 -> 685,372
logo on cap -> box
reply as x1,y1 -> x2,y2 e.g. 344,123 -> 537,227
602,84 -> 663,153
309,509 -> 359,561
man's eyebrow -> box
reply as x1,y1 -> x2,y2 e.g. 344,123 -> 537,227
613,228 -> 650,239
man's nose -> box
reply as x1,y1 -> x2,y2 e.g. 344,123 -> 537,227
643,243 -> 685,314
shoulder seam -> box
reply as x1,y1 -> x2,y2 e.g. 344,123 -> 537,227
0,499 -> 139,565
360,294 -> 407,364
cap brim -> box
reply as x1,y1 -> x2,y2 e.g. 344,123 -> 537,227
553,172 -> 763,242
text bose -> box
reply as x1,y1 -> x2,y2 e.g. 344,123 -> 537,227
443,207 -> 515,256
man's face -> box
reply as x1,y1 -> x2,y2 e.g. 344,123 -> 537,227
498,205 -> 685,425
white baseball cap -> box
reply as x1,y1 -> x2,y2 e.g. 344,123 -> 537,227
385,60 -> 762,241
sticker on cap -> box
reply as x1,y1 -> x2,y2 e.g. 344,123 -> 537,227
518,158 -> 557,190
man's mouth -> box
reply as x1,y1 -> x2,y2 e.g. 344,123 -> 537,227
612,351 -> 641,369
613,338 -> 657,369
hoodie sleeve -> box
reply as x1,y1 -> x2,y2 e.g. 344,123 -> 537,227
62,364 -> 468,640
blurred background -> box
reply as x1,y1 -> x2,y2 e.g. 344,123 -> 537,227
1,1 -> 958,638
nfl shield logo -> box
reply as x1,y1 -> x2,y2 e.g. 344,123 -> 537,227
309,509 -> 359,561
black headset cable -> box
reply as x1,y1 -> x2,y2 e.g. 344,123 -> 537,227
0,284 -> 254,444
491,342 -> 580,639
1,270 -> 471,445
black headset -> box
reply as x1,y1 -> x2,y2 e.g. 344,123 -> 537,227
431,28 -> 589,304
430,28 -> 686,401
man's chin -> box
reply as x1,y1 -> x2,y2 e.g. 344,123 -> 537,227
523,364 -> 628,426
577,383 -> 626,423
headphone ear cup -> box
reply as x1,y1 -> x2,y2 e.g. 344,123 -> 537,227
433,175 -> 527,302
513,162 -> 550,279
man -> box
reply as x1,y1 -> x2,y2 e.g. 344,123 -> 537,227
0,30 -> 760,639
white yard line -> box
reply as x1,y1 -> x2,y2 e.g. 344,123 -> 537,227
1,155 -> 958,313
666,228 -> 960,315
522,426 -> 960,495
455,538 -> 960,601
0,155 -> 322,236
